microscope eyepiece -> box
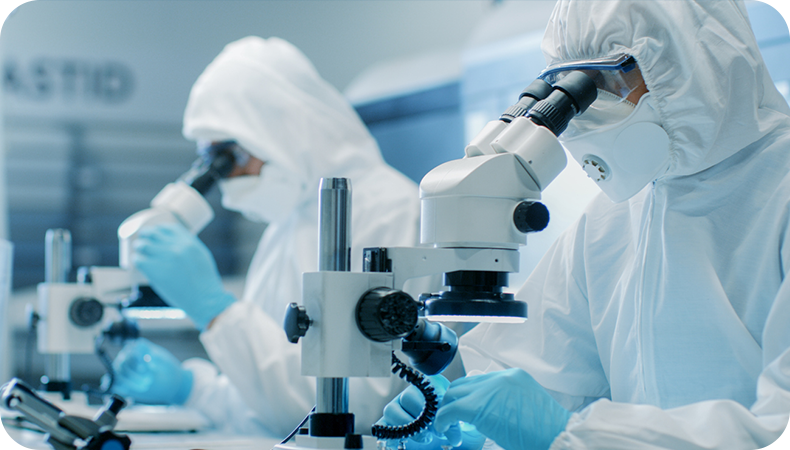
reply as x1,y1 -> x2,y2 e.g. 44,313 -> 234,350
527,71 -> 597,136
182,141 -> 238,196
500,78 -> 554,123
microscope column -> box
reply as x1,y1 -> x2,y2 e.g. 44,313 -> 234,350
43,229 -> 72,399
314,178 -> 352,435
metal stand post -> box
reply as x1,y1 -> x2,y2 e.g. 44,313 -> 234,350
43,229 -> 72,399
314,178 -> 351,431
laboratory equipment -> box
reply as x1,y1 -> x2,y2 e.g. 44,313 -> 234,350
30,142 -> 237,401
278,72 -> 597,449
2,377 -> 131,450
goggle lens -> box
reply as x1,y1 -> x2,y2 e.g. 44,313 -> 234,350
540,54 -> 642,100
197,141 -> 250,169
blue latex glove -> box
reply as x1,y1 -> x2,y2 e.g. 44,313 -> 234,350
133,223 -> 235,330
376,375 -> 486,450
434,368 -> 571,450
109,338 -> 193,405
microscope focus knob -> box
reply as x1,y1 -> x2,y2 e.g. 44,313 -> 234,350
69,297 -> 104,328
513,201 -> 550,233
356,288 -> 419,342
284,303 -> 311,344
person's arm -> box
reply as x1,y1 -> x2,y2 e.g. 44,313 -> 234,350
446,211 -> 790,450
459,213 -> 613,412
550,276 -> 790,450
133,223 -> 235,330
182,358 -> 273,436
551,356 -> 789,449
199,302 -> 314,437
442,309 -> 789,450
547,213 -> 790,449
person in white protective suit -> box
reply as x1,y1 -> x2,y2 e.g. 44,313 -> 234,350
379,1 -> 790,449
108,36 -> 424,436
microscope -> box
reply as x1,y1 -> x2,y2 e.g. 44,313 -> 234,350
278,72 -> 597,449
28,142 -> 237,402
2,378 -> 131,450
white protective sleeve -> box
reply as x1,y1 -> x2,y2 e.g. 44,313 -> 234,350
459,188 -> 790,449
199,301 -> 407,438
182,357 -> 273,436
549,356 -> 790,450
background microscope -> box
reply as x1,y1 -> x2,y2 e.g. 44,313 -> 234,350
5,143 -> 238,434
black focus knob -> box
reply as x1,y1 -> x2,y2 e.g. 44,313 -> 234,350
514,201 -> 550,233
69,297 -> 104,327
283,303 -> 310,344
356,288 -> 419,342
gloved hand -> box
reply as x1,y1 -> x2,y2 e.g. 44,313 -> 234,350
376,375 -> 486,450
109,338 -> 193,405
434,368 -> 571,450
133,223 -> 235,330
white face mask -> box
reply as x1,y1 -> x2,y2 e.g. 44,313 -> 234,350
559,93 -> 670,203
562,89 -> 637,138
218,163 -> 306,224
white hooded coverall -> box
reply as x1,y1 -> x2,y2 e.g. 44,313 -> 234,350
460,1 -> 790,449
177,37 -> 417,437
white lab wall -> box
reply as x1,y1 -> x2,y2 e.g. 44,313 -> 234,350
0,0 -> 492,123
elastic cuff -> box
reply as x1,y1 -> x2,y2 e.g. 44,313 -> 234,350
548,412 -> 579,450
173,368 -> 195,405
192,292 -> 237,330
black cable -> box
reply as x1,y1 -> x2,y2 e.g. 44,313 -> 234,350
280,406 -> 315,444
84,316 -> 139,400
371,353 -> 439,440
82,334 -> 115,400
280,353 -> 438,443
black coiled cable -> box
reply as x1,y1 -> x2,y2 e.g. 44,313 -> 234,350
82,333 -> 115,401
84,317 -> 139,401
371,352 -> 438,440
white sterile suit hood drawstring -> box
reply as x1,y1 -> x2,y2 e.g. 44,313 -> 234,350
178,36 -> 423,436
459,1 -> 790,449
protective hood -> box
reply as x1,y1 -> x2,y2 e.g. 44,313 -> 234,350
183,36 -> 386,206
542,0 -> 790,177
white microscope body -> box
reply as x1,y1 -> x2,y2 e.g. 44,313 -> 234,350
296,118 -> 566,383
278,73 -> 597,449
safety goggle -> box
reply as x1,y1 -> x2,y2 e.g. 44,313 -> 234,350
539,54 -> 642,100
196,140 -> 250,170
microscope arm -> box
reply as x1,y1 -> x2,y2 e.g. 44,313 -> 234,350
365,246 -> 519,291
